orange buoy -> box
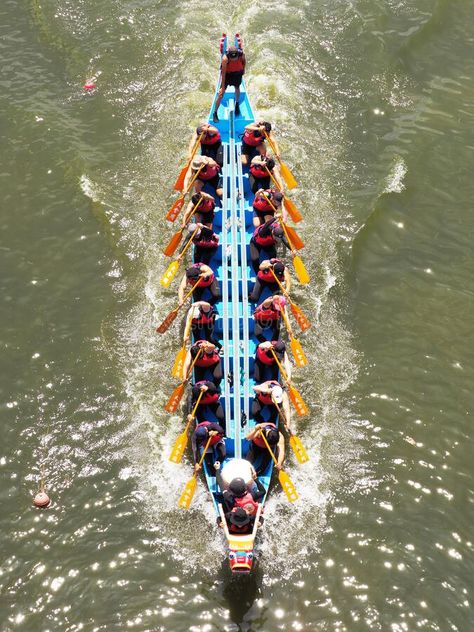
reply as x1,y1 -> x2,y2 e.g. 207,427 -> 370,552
33,491 -> 51,508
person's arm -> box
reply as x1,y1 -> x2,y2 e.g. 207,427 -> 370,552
251,477 -> 266,501
283,267 -> 292,293
181,198 -> 196,227
183,163 -> 194,192
275,432 -> 285,470
241,52 -> 246,74
177,274 -> 187,304
220,56 -> 228,83
183,305 -> 194,344
272,163 -> 284,190
283,351 -> 292,383
245,422 -> 265,441
182,349 -> 192,380
187,130 -> 199,161
259,259 -> 271,271
281,391 -> 292,433
191,428 -> 199,463
268,131 -> 280,159
245,122 -> 261,133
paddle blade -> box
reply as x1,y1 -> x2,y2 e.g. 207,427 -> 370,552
278,470 -> 299,502
174,164 -> 188,192
290,303 -> 311,332
156,308 -> 178,334
166,196 -> 185,222
160,260 -> 180,288
290,337 -> 308,367
293,255 -> 310,285
290,435 -> 309,464
169,431 -> 187,463
285,225 -> 304,250
289,385 -> 309,417
172,345 -> 186,379
284,197 -> 303,223
164,383 -> 185,413
279,162 -> 298,190
178,476 -> 197,509
164,231 -> 183,257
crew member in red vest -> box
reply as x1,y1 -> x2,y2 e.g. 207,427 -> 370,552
191,421 -> 226,472
183,340 -> 222,385
213,45 -> 246,122
249,259 -> 291,303
184,156 -> 223,198
178,263 -> 221,305
220,507 -> 264,535
184,301 -> 221,348
249,155 -> 283,193
241,120 -> 280,165
187,122 -> 222,164
178,223 -> 219,265
253,295 -> 286,342
245,417 -> 286,476
182,192 -> 216,228
252,188 -> 285,227
250,217 -> 292,272
254,340 -> 292,383
188,380 -> 225,425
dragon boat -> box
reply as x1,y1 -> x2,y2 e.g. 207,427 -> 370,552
159,34 -> 310,574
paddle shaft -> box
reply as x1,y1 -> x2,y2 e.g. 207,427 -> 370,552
178,225 -> 200,261
258,429 -> 279,467
270,347 -> 291,385
182,195 -> 203,226
196,435 -> 214,470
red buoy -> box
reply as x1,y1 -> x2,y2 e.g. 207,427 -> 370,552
33,491 -> 51,508
83,81 -> 96,91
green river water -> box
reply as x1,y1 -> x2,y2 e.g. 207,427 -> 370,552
1,1 -> 474,630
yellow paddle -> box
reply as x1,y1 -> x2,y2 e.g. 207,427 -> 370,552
156,278 -> 201,334
174,132 -> 203,191
270,348 -> 309,417
178,435 -> 213,508
258,430 -> 298,502
263,131 -> 298,189
169,391 -> 204,463
160,225 -> 200,288
164,349 -> 202,413
278,221 -> 310,285
166,166 -> 203,222
273,400 -> 309,464
264,167 -> 302,223
269,269 -> 311,333
280,307 -> 308,368
171,317 -> 192,379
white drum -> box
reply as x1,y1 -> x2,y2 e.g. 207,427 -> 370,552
221,458 -> 254,486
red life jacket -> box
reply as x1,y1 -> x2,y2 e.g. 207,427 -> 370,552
198,162 -> 219,181
257,260 -> 284,283
196,197 -> 215,214
192,306 -> 215,325
250,162 -> 269,179
200,129 -> 221,146
253,422 -> 277,447
195,381 -> 220,405
234,493 -> 259,517
195,421 -> 222,445
256,383 -> 280,406
193,342 -> 220,367
256,343 -> 278,366
187,263 -> 214,288
242,129 -> 264,147
253,192 -> 274,213
226,54 -> 245,73
193,232 -> 219,249
252,224 -> 276,248
254,303 -> 281,322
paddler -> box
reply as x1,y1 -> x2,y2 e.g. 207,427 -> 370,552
250,217 -> 292,273
253,295 -> 285,342
249,258 -> 291,303
188,380 -> 225,426
178,263 -> 221,305
245,418 -> 286,476
191,421 -> 226,472
184,155 -> 223,198
253,340 -> 292,383
213,45 -> 246,122
252,188 -> 285,227
178,223 -> 219,266
251,381 -> 291,428
182,340 -> 222,385
188,122 -> 222,164
249,155 -> 283,193
181,192 -> 216,228
241,120 -> 280,166
183,300 -> 221,348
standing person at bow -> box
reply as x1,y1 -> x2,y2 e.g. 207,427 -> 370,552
188,380 -> 225,426
191,421 -> 226,472
253,340 -> 292,383
178,223 -> 219,265
184,156 -> 223,198
241,120 -> 280,165
188,122 -> 222,164
184,300 -> 221,348
213,45 -> 246,122
252,188 -> 284,227
183,340 -> 222,385
249,258 -> 291,303
182,192 -> 216,228
178,263 -> 221,305
249,155 -> 283,194
253,295 -> 285,342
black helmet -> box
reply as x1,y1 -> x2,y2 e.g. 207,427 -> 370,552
186,266 -> 201,279
272,191 -> 283,203
191,193 -> 202,205
273,340 -> 286,354
271,225 -> 284,240
273,261 -> 285,275
266,158 -> 275,170
227,46 -> 241,59
266,429 -> 279,445
229,478 -> 247,497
